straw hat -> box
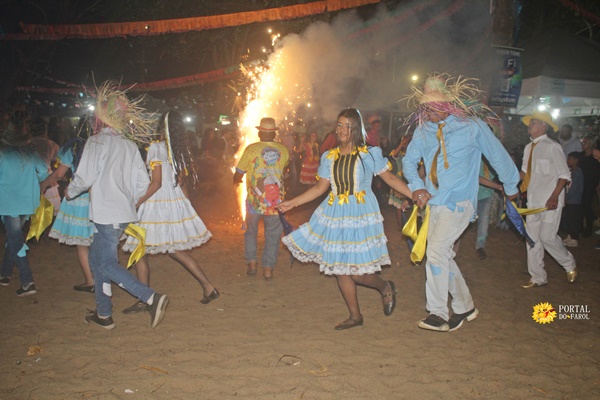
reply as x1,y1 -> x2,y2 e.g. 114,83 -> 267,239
0,110 -> 31,147
420,76 -> 454,104
522,112 -> 559,132
255,117 -> 278,132
94,81 -> 155,145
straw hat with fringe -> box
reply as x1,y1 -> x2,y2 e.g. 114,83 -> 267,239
403,73 -> 496,126
94,81 -> 155,145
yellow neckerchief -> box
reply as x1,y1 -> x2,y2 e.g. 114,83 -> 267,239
26,195 -> 54,241
401,205 -> 430,265
124,224 -> 146,268
428,122 -> 448,188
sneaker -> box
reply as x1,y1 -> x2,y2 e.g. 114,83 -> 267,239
16,283 -> 37,297
476,248 -> 487,260
448,308 -> 479,332
122,301 -> 149,314
564,238 -> 578,247
418,314 -> 449,332
85,310 -> 116,330
562,235 -> 572,243
595,243 -> 600,250
0,276 -> 10,286
148,293 -> 169,328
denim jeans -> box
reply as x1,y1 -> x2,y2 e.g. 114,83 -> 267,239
244,213 -> 283,269
89,223 -> 155,317
476,196 -> 492,249
0,215 -> 34,287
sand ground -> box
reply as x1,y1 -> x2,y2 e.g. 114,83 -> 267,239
1,174 -> 599,400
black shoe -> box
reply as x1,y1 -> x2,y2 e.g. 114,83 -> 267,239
84,310 -> 116,330
476,248 -> 487,260
122,301 -> 149,314
335,315 -> 364,330
148,293 -> 169,328
0,275 -> 10,286
448,308 -> 479,332
73,283 -> 95,293
16,283 -> 37,297
382,281 -> 397,316
418,314 -> 449,332
200,288 -> 220,304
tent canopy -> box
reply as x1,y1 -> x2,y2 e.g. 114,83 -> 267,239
509,29 -> 600,117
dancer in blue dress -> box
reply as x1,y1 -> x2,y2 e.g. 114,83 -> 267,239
41,116 -> 95,292
278,108 -> 413,330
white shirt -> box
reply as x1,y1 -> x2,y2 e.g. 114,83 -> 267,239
67,128 -> 150,224
560,137 -> 582,157
522,135 -> 571,208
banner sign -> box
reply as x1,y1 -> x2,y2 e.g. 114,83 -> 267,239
488,46 -> 523,108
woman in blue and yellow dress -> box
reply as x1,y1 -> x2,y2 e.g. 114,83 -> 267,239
278,108 -> 413,330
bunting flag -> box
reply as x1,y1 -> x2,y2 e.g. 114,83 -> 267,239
401,205 -> 430,265
124,224 -> 147,268
5,1 -> 380,41
26,195 -> 54,242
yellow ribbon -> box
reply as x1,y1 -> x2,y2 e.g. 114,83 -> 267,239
401,205 -> 430,265
26,195 -> 54,241
149,160 -> 162,170
124,224 -> 146,269
328,192 -> 335,206
337,192 -> 350,205
326,148 -> 340,161
355,190 -> 366,204
503,201 -> 547,218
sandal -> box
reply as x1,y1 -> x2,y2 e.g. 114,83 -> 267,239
73,283 -> 95,293
382,280 -> 397,316
335,315 -> 364,330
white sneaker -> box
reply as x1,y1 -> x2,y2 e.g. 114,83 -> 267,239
564,238 -> 578,247
562,235 -> 572,243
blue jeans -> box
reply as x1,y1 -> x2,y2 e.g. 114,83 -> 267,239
89,223 -> 155,317
0,215 -> 34,287
476,196 -> 492,249
244,213 -> 283,269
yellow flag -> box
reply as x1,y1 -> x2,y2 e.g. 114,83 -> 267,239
26,196 -> 54,241
124,224 -> 146,268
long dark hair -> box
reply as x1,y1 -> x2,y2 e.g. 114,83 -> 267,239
336,108 -> 367,148
63,115 -> 94,172
159,110 -> 197,187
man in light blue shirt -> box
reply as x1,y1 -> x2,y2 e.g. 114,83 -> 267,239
402,74 -> 519,332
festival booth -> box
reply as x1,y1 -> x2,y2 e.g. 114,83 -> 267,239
508,29 -> 600,119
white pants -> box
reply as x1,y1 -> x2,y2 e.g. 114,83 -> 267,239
425,201 -> 475,321
525,206 -> 576,285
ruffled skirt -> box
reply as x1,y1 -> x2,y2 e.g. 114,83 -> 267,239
49,193 -> 93,246
281,192 -> 390,275
122,186 -> 211,254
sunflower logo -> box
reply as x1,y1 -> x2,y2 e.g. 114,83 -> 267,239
532,302 -> 556,324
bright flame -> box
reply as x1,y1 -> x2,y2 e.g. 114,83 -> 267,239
234,45 -> 315,225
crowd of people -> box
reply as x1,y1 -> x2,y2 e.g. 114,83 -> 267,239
1,74 -> 600,333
